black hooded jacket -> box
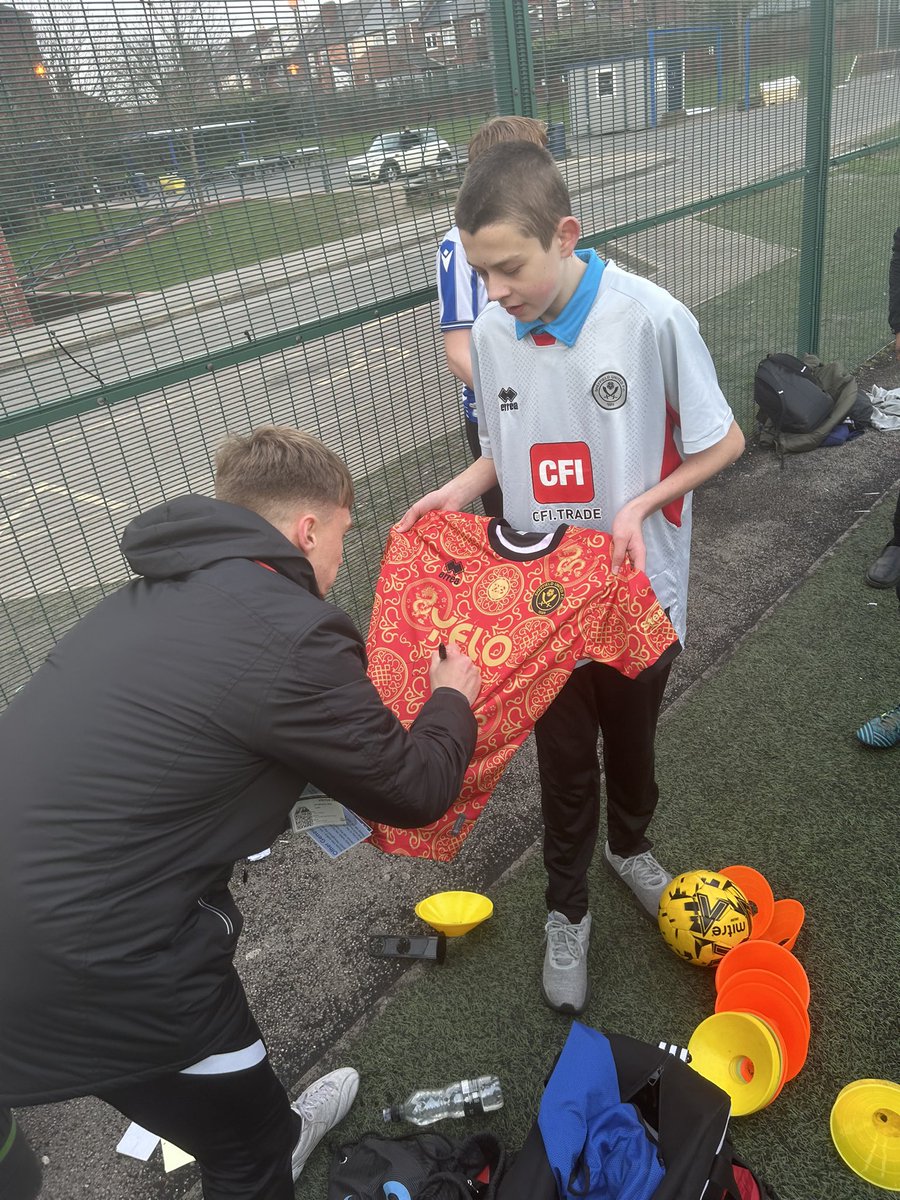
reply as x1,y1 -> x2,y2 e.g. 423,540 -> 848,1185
0,497 -> 476,1105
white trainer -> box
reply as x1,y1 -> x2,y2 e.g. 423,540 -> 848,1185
291,1066 -> 360,1180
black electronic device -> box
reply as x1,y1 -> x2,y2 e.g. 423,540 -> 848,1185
368,933 -> 447,964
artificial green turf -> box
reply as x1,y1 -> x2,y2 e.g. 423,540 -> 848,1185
299,500 -> 899,1200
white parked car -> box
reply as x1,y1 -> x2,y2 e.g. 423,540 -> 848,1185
346,128 -> 452,184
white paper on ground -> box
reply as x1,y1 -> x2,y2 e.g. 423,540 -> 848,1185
116,1122 -> 159,1161
306,807 -> 371,857
161,1139 -> 196,1172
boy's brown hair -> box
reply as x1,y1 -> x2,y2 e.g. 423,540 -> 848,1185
215,426 -> 354,524
455,141 -> 572,250
466,115 -> 548,165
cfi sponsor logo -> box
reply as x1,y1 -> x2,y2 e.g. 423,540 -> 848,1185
591,371 -> 627,410
531,580 -> 565,615
530,441 -> 594,503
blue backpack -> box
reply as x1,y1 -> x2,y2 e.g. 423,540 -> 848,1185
498,1024 -> 780,1200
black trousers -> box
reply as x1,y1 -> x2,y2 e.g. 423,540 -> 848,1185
97,1055 -> 300,1200
534,659 -> 672,923
464,418 -> 503,519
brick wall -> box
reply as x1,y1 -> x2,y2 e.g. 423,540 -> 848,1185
0,226 -> 34,334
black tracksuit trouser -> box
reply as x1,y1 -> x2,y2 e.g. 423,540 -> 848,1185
97,1054 -> 300,1200
534,658 -> 672,924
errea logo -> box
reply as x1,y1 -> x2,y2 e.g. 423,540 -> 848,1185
498,386 -> 518,412
530,442 -> 594,503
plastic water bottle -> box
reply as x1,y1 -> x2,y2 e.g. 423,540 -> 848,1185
382,1075 -> 503,1126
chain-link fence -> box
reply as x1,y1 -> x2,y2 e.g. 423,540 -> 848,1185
1,0 -> 898,704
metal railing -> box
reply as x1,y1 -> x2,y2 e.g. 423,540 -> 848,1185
1,0 -> 898,704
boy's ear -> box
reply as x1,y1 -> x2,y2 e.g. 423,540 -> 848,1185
557,215 -> 581,257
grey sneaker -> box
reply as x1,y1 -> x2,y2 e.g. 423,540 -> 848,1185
291,1066 -> 359,1180
604,842 -> 673,922
541,910 -> 592,1015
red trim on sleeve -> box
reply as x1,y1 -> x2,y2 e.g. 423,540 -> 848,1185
660,401 -> 685,528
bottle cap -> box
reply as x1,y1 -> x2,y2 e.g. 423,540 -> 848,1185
382,1105 -> 400,1122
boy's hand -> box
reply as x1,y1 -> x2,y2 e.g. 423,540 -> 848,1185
396,459 -> 499,532
895,330 -> 900,362
397,485 -> 457,532
429,643 -> 482,706
610,502 -> 646,574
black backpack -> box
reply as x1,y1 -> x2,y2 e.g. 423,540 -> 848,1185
497,1028 -> 780,1200
328,1129 -> 506,1199
754,352 -> 863,459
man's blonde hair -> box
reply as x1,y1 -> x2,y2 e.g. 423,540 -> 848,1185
455,141 -> 571,250
467,115 -> 548,165
215,426 -> 353,524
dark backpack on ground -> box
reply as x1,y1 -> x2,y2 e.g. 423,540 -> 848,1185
754,352 -> 865,459
496,1027 -> 780,1200
327,1129 -> 506,1199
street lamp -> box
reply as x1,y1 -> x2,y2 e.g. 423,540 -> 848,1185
285,0 -> 329,192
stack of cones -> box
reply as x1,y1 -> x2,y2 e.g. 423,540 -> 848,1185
687,865 -> 809,1116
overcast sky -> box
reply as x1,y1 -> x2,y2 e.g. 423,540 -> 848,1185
21,0 -> 329,42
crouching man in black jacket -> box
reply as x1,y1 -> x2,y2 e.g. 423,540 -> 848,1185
0,426 -> 481,1199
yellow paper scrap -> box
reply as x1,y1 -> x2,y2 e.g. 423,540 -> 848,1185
160,1139 -> 195,1172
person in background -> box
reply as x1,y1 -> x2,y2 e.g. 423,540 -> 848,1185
436,115 -> 549,518
863,226 -> 900,592
0,426 -> 480,1200
854,229 -> 900,751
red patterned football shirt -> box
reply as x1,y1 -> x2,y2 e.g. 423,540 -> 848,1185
365,512 -> 677,861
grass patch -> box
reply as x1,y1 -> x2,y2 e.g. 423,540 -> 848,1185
8,208 -> 149,274
37,191 -> 389,295
696,147 -> 896,419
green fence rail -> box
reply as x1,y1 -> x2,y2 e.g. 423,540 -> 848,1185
1,0 -> 898,704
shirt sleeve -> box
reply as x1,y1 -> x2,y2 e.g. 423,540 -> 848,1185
580,570 -> 679,678
251,610 -> 477,828
656,301 -> 735,455
436,235 -> 482,330
470,335 -> 494,459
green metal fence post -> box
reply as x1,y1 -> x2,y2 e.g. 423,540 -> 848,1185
489,0 -> 537,118
796,0 -> 836,356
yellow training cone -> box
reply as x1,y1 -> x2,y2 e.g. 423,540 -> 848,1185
830,1079 -> 900,1191
688,1011 -> 785,1116
415,891 -> 493,937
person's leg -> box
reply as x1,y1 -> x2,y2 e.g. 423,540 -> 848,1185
534,665 -> 603,922
533,666 -> 602,1014
594,661 -> 671,856
593,661 -> 674,919
864,488 -> 900,588
98,1054 -> 298,1200
464,418 -> 503,519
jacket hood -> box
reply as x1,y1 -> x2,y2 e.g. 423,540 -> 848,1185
120,495 -> 320,594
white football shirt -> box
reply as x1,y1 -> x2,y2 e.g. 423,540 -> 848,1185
471,258 -> 735,641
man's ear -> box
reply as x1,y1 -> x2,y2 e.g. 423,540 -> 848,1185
557,215 -> 581,258
293,512 -> 317,553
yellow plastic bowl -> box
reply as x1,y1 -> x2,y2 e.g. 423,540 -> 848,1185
415,891 -> 494,937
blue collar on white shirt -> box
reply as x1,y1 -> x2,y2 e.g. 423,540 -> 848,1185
514,249 -> 605,346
